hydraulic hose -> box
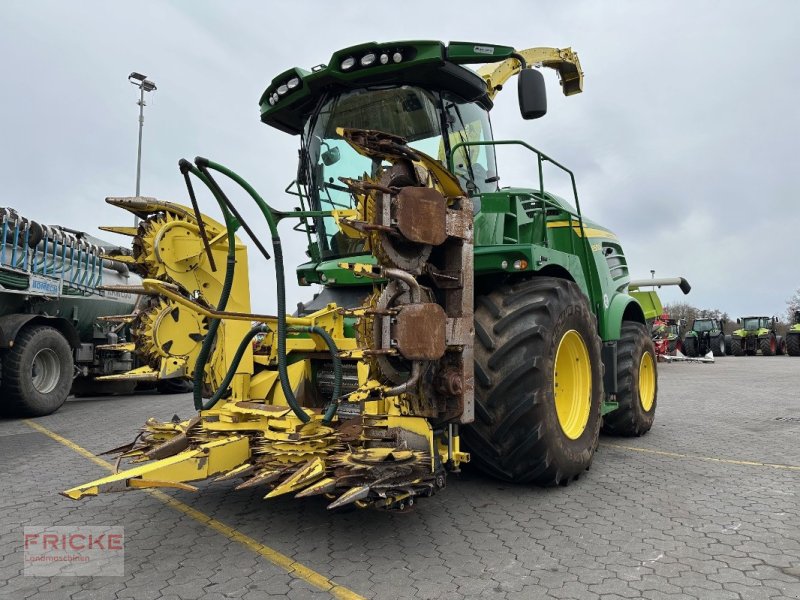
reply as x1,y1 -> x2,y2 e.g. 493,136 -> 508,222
195,157 -> 330,423
291,326 -> 342,424
178,161 -> 238,411
199,324 -> 266,410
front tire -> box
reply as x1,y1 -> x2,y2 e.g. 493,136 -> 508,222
602,322 -> 657,437
464,278 -> 603,485
731,336 -> 744,356
2,326 -> 73,417
760,334 -> 776,356
787,333 -> 800,356
683,335 -> 697,357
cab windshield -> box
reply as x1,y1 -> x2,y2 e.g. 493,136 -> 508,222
742,318 -> 762,330
303,86 -> 497,258
693,320 -> 714,332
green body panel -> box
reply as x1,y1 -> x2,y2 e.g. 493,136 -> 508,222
630,291 -> 664,322
273,39 -> 645,359
260,41 -> 492,135
295,182 -> 641,344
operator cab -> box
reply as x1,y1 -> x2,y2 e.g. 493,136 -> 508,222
305,86 -> 498,258
258,40 -> 548,263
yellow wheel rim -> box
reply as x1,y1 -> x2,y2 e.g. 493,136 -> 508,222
638,351 -> 656,412
554,330 -> 592,440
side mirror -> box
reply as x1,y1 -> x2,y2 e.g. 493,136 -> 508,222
518,68 -> 547,120
736,318 -> 741,325
321,146 -> 340,166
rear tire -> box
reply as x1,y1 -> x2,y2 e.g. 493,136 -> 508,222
760,334 -> 776,356
2,326 -> 73,417
602,322 -> 657,437
787,333 -> 800,356
731,337 -> 744,356
464,278 -> 603,485
683,335 -> 697,357
712,334 -> 726,357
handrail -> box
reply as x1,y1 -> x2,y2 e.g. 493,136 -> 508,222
448,139 -> 596,301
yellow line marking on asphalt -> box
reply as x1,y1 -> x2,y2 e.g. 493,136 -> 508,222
602,442 -> 800,472
24,420 -> 365,600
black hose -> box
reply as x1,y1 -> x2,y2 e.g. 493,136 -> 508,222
293,326 -> 342,424
196,159 -> 316,423
200,324 -> 266,410
180,157 -> 343,423
178,161 -> 238,411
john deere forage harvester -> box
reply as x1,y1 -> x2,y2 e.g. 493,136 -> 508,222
65,41 -> 671,511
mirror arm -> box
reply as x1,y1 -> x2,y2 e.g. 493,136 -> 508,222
477,46 -> 584,100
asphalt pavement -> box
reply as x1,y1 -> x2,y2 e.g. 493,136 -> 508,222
1,356 -> 799,599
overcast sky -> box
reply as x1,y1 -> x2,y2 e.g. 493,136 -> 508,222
2,1 -> 798,318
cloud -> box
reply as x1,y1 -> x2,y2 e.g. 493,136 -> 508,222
1,0 -> 798,317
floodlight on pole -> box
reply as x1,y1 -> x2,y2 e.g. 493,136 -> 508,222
128,72 -> 157,225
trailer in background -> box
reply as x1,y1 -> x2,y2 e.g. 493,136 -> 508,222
0,207 -> 144,416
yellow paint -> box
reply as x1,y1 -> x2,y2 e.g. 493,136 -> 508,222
61,436 -> 250,500
553,330 -> 592,439
24,420 -> 366,600
547,220 -> 618,240
638,351 -> 656,411
602,442 -> 800,472
478,47 -> 583,100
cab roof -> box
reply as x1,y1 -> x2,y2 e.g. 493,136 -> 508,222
259,40 -> 518,135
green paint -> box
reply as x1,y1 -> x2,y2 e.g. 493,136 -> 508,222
260,40 -> 649,410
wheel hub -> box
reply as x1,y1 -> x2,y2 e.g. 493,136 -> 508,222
553,330 -> 591,440
31,348 -> 61,394
638,351 -> 655,411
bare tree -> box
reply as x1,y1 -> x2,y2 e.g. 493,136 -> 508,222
787,288 -> 800,323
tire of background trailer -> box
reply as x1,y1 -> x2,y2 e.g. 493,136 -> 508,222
712,333 -> 726,357
776,336 -> 785,355
667,339 -> 677,354
683,335 -> 697,357
760,334 -> 776,356
787,333 -> 800,356
602,321 -> 657,437
462,277 -> 603,486
1,325 -> 73,417
730,336 -> 744,356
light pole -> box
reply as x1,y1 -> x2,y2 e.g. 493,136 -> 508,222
128,72 -> 157,224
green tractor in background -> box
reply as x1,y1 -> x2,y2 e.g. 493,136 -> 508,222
683,318 -> 726,357
731,316 -> 784,356
787,310 -> 800,356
